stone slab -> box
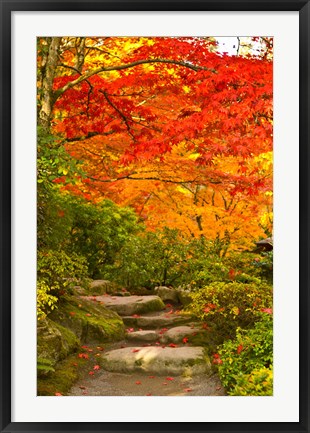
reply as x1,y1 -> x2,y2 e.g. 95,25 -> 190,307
123,312 -> 193,329
82,295 -> 165,316
160,326 -> 201,344
126,330 -> 159,342
101,346 -> 211,375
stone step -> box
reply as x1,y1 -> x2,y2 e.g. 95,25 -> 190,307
101,346 -> 211,376
123,311 -> 193,329
159,325 -> 202,344
82,295 -> 165,316
126,330 -> 159,343
126,325 -> 205,345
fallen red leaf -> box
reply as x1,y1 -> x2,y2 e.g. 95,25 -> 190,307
69,312 -> 76,316
88,371 -> 95,376
146,393 -> 152,396
55,392 -> 62,396
126,328 -> 134,333
184,388 -> 193,392
93,365 -> 100,370
81,345 -> 89,349
135,381 -> 142,385
132,314 -> 141,318
163,382 -> 168,385
166,377 -> 174,381
96,346 -> 104,351
85,313 -> 92,317
132,349 -> 140,353
182,337 -> 189,344
237,344 -> 243,354
148,375 -> 156,379
168,343 -> 177,348
78,353 -> 89,359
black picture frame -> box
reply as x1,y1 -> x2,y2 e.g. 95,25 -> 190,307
1,1 -> 309,432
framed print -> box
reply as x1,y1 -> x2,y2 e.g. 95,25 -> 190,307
1,0 -> 309,432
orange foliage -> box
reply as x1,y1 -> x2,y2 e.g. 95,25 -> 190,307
42,36 -> 273,250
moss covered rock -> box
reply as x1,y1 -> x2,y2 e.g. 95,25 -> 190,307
89,280 -> 118,295
37,318 -> 80,377
49,295 -> 125,343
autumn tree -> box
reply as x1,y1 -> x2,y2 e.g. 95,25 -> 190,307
37,36 -> 273,252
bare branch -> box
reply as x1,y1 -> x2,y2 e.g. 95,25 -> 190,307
54,58 -> 217,99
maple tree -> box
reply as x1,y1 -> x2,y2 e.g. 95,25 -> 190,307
37,36 -> 273,252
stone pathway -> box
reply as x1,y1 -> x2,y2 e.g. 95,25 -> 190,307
68,294 -> 225,396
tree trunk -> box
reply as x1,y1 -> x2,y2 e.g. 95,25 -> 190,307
38,37 -> 61,131
75,37 -> 86,72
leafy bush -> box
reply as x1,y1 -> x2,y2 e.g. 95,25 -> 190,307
187,281 -> 273,343
37,127 -> 84,250
216,312 -> 273,395
64,198 -> 140,278
220,250 -> 272,284
231,367 -> 273,396
106,228 -> 191,290
38,188 -> 141,278
37,280 -> 59,320
37,250 -> 88,319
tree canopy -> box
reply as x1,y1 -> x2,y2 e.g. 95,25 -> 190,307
37,36 -> 273,251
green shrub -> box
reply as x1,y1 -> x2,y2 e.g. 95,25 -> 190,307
37,280 -> 59,320
37,250 -> 88,318
216,312 -> 273,395
187,281 -> 273,342
231,367 -> 273,396
106,228 -> 192,290
64,198 -> 140,278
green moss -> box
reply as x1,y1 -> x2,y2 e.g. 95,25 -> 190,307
49,295 -> 125,343
138,297 -> 165,314
37,353 -> 88,396
37,317 -> 79,365
53,322 -> 80,357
